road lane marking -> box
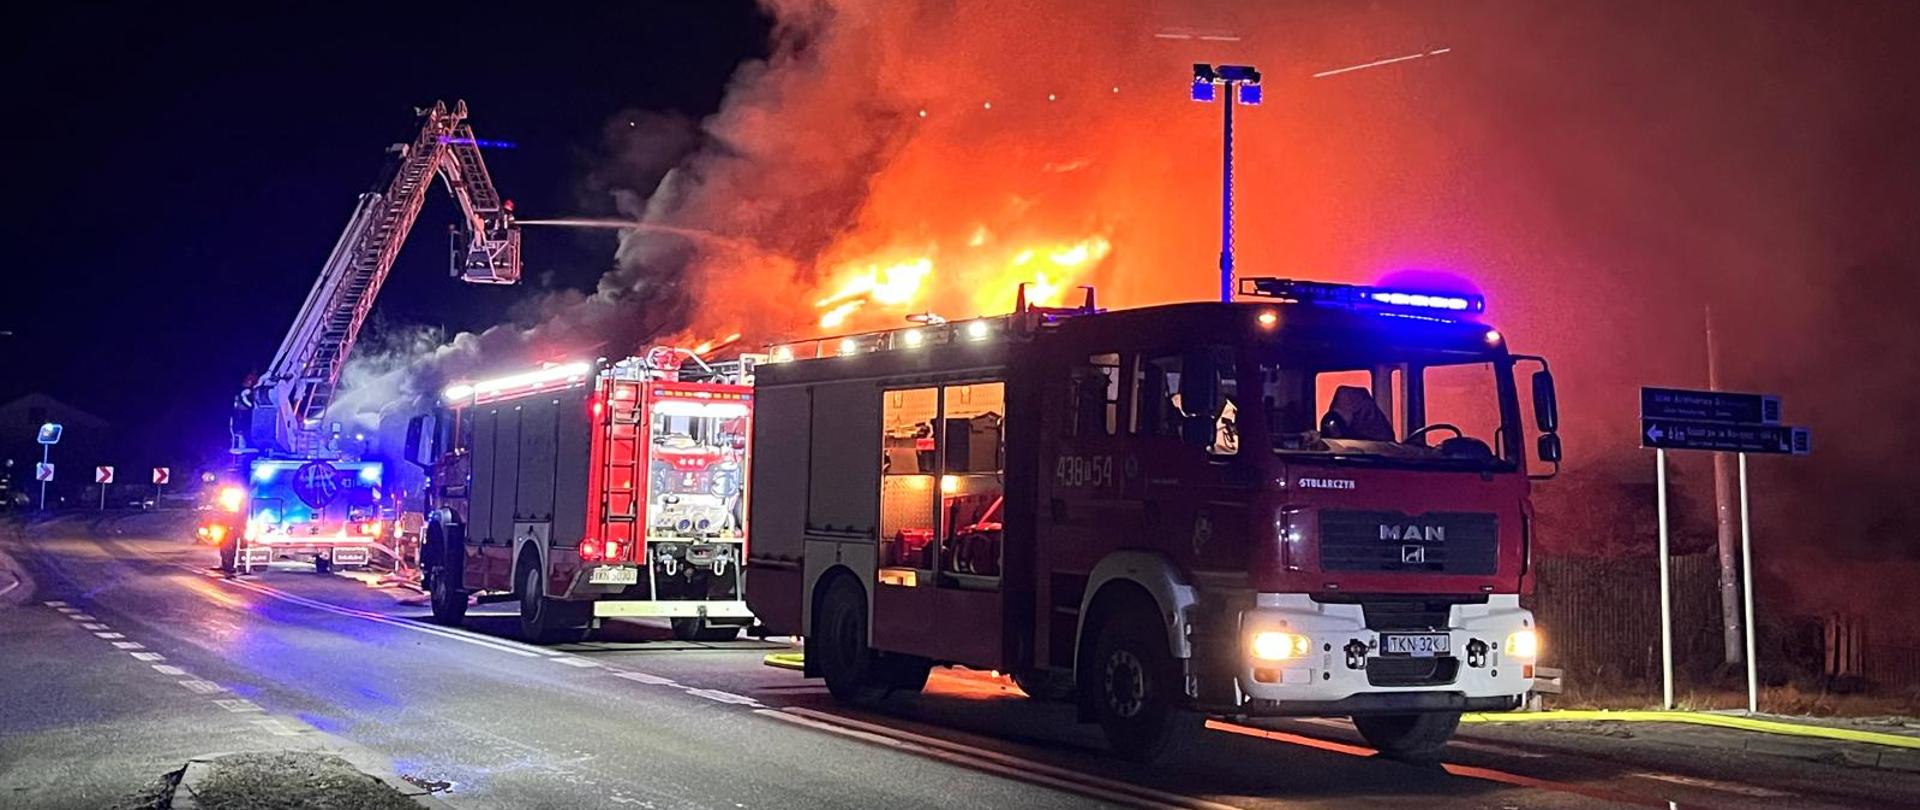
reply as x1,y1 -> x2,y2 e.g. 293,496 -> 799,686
686,688 -> 762,707
70,614 -> 97,621
111,641 -> 144,650
131,652 -> 166,661
208,572 -> 550,659
81,623 -> 109,630
213,699 -> 263,713
95,632 -> 125,639
764,708 -> 1237,810
43,601 -> 67,607
54,606 -> 77,613
1630,772 -> 1791,798
1209,721 -> 1666,807
151,664 -> 186,676
552,656 -> 600,668
611,671 -> 677,687
179,679 -> 226,695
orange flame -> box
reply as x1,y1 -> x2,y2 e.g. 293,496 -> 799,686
811,235 -> 1110,329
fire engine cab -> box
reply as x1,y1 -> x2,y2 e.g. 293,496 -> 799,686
408,349 -> 756,643
745,279 -> 1561,762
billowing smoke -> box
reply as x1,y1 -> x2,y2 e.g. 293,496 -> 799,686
330,0 -> 1920,632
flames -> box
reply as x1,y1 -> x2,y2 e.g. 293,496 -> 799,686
809,235 -> 1112,330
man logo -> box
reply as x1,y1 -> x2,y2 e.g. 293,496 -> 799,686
1401,545 -> 1427,564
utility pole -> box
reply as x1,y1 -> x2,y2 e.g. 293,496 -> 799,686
1706,305 -> 1743,666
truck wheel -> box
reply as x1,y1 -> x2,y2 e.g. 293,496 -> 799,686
519,564 -> 589,644
217,537 -> 238,573
428,568 -> 467,626
814,576 -> 885,702
314,555 -> 332,575
1352,712 -> 1461,763
1085,599 -> 1196,763
1013,670 -> 1076,702
672,617 -> 742,642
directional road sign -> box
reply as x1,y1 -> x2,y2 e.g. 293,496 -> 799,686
153,467 -> 170,485
96,466 -> 114,484
36,463 -> 54,481
1641,387 -> 1780,425
36,423 -> 63,445
1642,418 -> 1809,455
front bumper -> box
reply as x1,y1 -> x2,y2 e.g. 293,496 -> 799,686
1222,593 -> 1535,713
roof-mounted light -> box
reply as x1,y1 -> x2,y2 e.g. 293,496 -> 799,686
444,360 -> 592,403
1238,277 -> 1485,316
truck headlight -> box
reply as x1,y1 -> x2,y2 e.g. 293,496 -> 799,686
1506,629 -> 1539,659
1251,631 -> 1311,661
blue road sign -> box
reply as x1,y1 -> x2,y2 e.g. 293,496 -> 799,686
1641,387 -> 1780,425
1642,418 -> 1809,455
36,423 -> 62,445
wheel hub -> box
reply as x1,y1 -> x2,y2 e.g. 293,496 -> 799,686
1103,649 -> 1147,718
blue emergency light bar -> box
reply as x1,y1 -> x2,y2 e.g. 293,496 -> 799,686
1238,277 -> 1486,315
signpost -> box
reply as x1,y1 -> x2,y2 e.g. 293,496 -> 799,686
35,422 -> 61,511
96,466 -> 114,510
1641,386 -> 1810,714
153,467 -> 170,503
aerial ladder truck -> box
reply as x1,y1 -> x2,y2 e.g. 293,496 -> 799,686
207,100 -> 522,573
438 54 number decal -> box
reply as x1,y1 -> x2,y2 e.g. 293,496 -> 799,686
1055,454 -> 1114,489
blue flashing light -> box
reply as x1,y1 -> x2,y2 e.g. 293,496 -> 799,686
357,465 -> 383,485
1191,79 -> 1216,103
1238,277 -> 1486,316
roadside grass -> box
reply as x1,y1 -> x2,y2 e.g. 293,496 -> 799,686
1551,680 -> 1920,722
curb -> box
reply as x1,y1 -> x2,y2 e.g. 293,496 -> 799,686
764,652 -> 805,671
166,752 -> 457,809
1463,709 -> 1920,750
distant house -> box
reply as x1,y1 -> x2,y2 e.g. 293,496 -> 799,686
0,393 -> 113,506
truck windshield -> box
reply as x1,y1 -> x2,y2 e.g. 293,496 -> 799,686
1259,353 -> 1516,469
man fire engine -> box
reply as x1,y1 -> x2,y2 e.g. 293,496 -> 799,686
744,279 -> 1561,762
408,349 -> 756,643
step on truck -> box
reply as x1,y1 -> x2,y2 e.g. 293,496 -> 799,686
407,349 -> 756,643
744,279 -> 1562,762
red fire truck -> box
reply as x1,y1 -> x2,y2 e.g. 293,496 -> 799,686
407,350 -> 756,643
745,279 -> 1560,762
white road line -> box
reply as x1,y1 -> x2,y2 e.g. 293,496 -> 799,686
112,641 -> 145,650
55,606 -> 77,613
213,699 -> 263,713
131,652 -> 165,662
180,679 -> 226,695
151,664 -> 186,676
81,623 -> 109,631
70,614 -> 97,621
552,657 -> 599,668
43,601 -> 67,607
207,571 -> 557,659
1630,772 -> 1792,798
95,632 -> 125,639
761,709 -> 1233,810
611,671 -> 677,687
685,689 -> 761,707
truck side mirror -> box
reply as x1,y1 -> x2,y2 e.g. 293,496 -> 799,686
1531,370 -> 1559,433
1537,433 -> 1562,464
404,415 -> 432,468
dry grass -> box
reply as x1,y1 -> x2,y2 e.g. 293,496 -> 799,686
1551,681 -> 1920,721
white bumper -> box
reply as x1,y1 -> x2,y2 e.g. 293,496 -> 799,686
1233,593 -> 1535,707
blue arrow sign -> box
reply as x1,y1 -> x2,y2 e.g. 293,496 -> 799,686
1642,418 -> 1809,455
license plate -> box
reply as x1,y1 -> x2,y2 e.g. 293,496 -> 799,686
588,566 -> 638,585
1382,633 -> 1450,657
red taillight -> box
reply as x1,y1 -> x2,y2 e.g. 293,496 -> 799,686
579,539 -> 603,562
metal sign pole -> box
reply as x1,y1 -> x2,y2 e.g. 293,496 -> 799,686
38,445 -> 49,512
99,478 -> 107,511
1739,452 -> 1759,714
1656,448 -> 1675,710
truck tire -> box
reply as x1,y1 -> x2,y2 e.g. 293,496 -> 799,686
1352,711 -> 1461,763
428,567 -> 467,626
217,536 -> 238,574
671,617 -> 742,642
1084,596 -> 1198,763
815,575 -> 886,702
519,564 -> 590,644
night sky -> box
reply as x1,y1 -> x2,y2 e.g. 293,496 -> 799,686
2,3 -> 770,468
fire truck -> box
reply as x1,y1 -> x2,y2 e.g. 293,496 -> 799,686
744,279 -> 1561,762
407,349 -> 756,643
218,100 -> 520,574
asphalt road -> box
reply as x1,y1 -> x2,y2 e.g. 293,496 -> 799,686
2,512 -> 1915,810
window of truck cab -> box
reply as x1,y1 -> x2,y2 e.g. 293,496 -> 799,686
1259,348 -> 1519,470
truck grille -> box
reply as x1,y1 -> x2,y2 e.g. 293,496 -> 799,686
1318,511 -> 1498,575
1365,656 -> 1460,687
